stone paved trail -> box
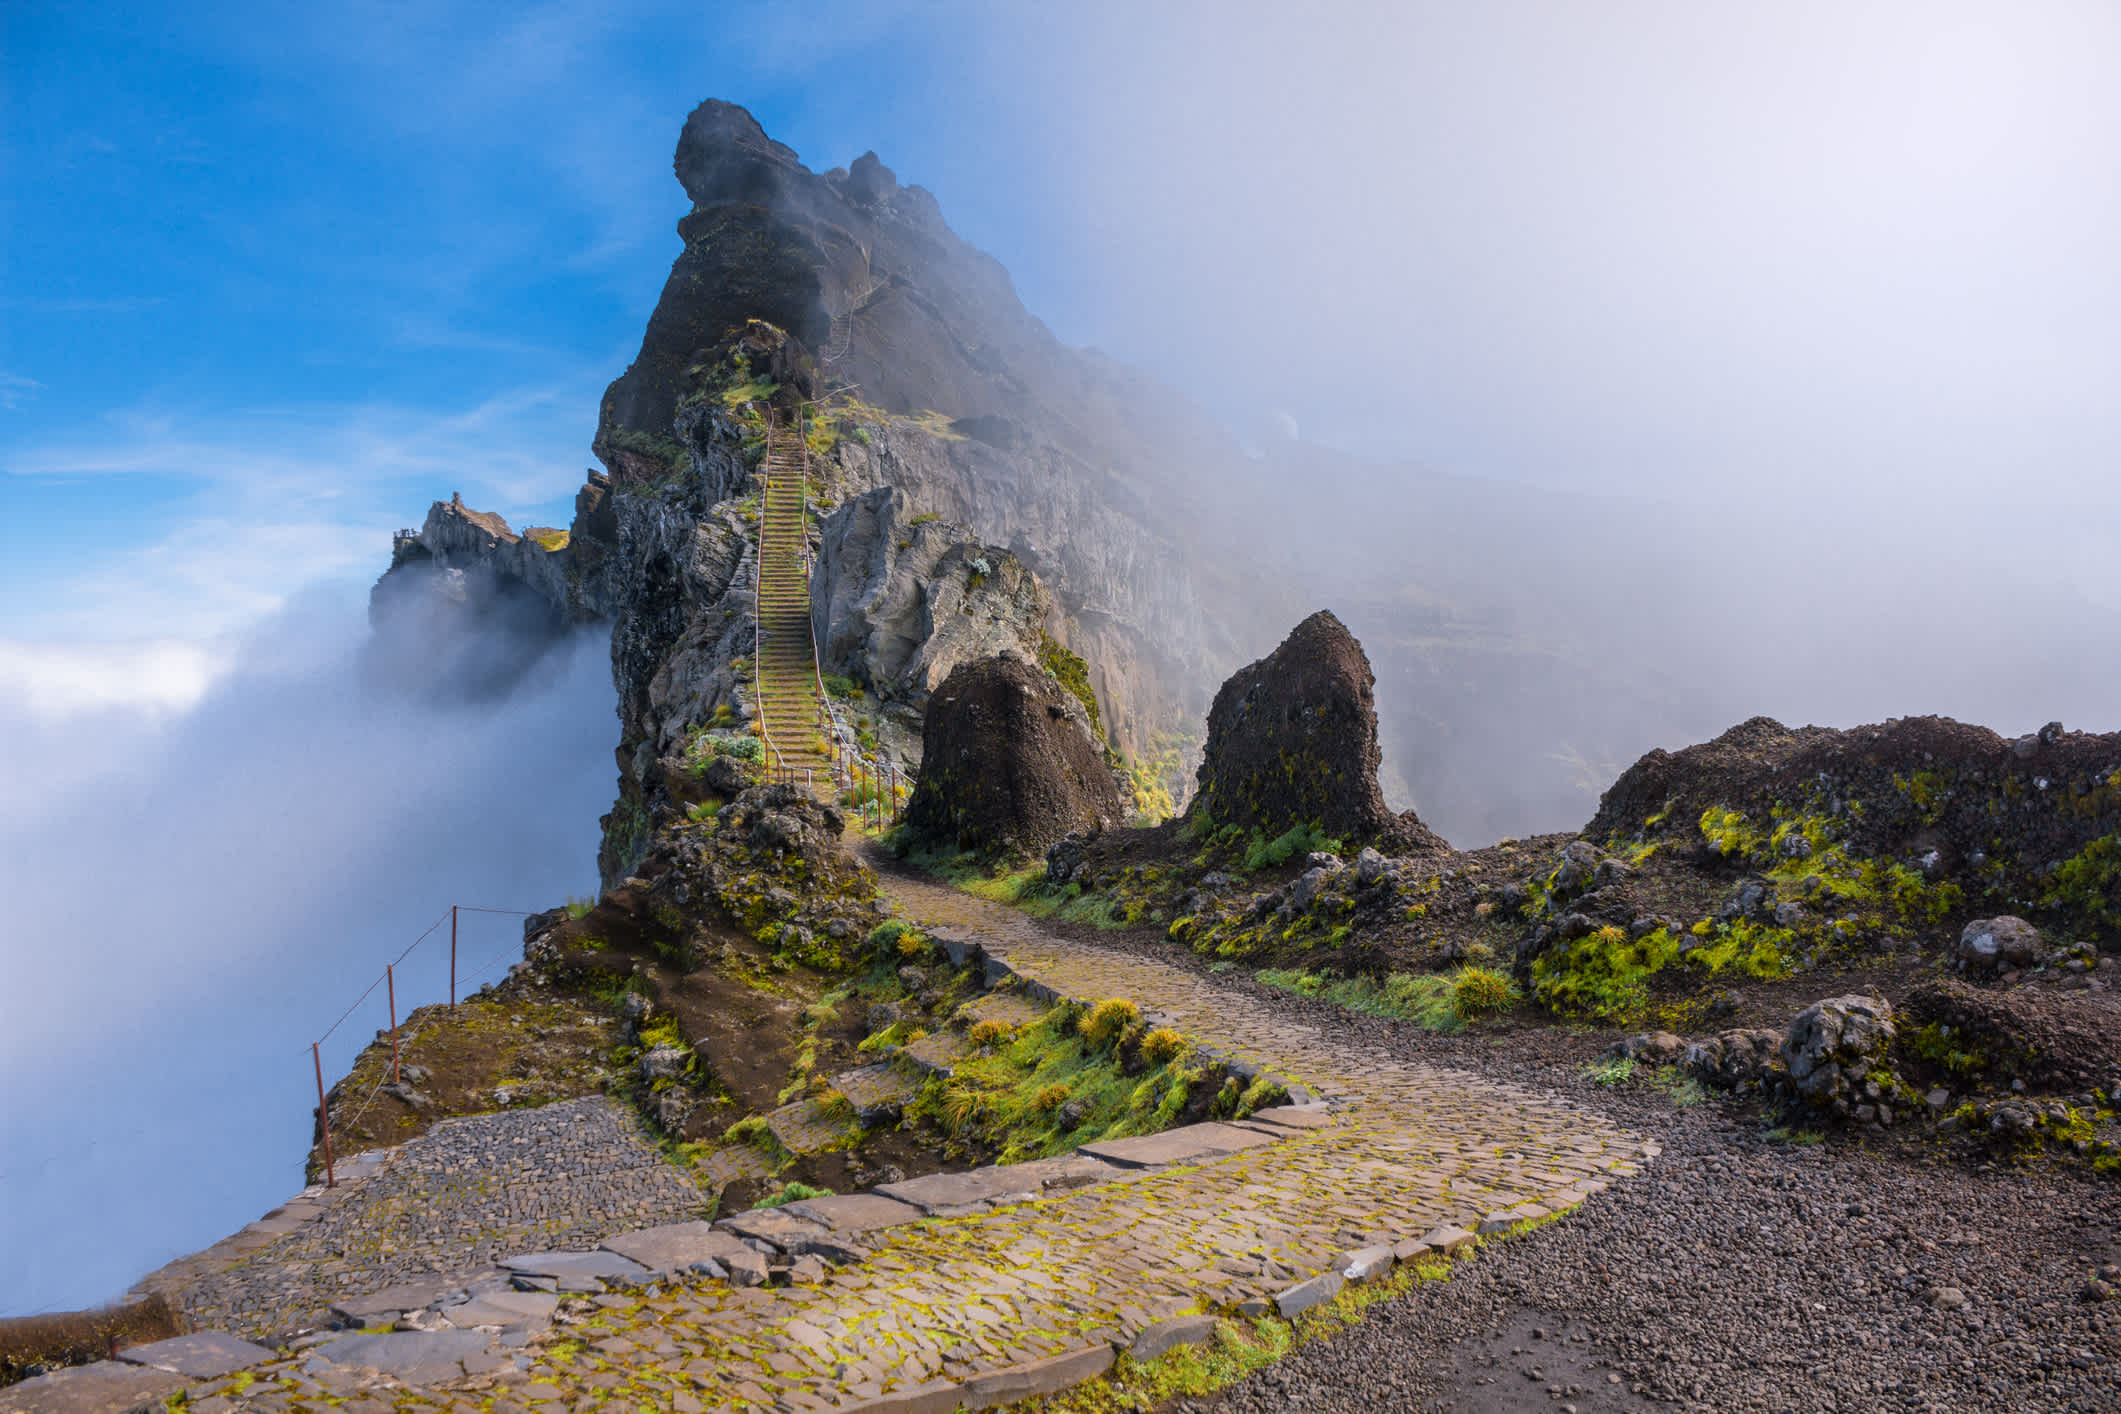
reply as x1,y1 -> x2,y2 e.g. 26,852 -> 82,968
139,867 -> 1651,1414
172,1098 -> 713,1340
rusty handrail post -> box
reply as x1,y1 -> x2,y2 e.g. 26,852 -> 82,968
313,1041 -> 335,1189
449,904 -> 458,1012
386,964 -> 400,1086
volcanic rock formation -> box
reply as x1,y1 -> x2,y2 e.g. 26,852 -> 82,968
1190,611 -> 1447,853
902,654 -> 1126,857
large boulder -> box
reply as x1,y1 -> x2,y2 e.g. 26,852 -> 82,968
1953,916 -> 2043,973
1782,994 -> 1898,1116
1188,611 -> 1446,852
903,654 -> 1127,857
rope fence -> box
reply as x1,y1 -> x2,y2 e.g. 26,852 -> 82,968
306,902 -> 536,1189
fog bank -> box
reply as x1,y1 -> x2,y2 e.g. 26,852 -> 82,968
0,591 -> 613,1316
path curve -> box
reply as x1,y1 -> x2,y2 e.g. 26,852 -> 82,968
80,861 -> 1653,1414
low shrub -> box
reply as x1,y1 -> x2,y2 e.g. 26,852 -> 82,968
1079,998 -> 1143,1047
1140,1027 -> 1187,1064
1450,966 -> 1520,1021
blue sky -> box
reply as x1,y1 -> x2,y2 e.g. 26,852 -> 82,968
12,0 -> 2121,699
9,0 -> 2121,1315
1,2 -> 1083,678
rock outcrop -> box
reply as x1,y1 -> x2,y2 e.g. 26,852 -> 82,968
1584,715 -> 2121,941
1782,994 -> 1898,1117
1189,611 -> 1446,852
810,486 -> 1060,753
902,654 -> 1126,858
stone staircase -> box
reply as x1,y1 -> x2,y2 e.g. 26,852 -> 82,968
752,411 -> 832,783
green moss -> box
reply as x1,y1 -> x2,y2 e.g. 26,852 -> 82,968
1699,806 -> 1762,859
755,1180 -> 831,1209
1906,1022 -> 1989,1077
1894,769 -> 1951,824
1255,967 -> 1489,1033
1450,965 -> 1519,1020
2043,833 -> 2121,932
1037,632 -> 1104,743
908,1004 -> 1214,1164
1242,823 -> 1343,872
1531,925 -> 1683,1023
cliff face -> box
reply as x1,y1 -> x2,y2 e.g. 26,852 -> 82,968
597,100 -> 1227,770
373,100 -> 1242,883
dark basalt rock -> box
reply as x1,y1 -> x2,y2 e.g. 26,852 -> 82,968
1585,714 -> 2121,930
904,654 -> 1126,858
1189,611 -> 1446,853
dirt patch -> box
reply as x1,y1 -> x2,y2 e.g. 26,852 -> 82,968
1428,1308 -> 1651,1413
1900,976 -> 2121,1093
307,991 -> 617,1178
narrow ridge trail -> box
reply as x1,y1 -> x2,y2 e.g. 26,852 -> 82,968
94,849 -> 1653,1414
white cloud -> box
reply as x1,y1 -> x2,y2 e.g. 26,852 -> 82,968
0,637 -> 235,719
2,379 -> 605,651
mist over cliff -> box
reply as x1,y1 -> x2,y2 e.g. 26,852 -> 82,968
0,592 -> 611,1315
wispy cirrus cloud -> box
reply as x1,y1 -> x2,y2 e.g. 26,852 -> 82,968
0,373 -> 45,410
2,376 -> 609,657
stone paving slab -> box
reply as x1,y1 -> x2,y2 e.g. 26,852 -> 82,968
438,1290 -> 557,1329
783,1193 -> 924,1233
833,1063 -> 921,1120
716,1207 -> 832,1252
331,1273 -> 491,1324
1250,1104 -> 1338,1130
599,1221 -> 754,1271
958,992 -> 1046,1031
0,1359 -> 186,1414
113,1331 -> 275,1379
901,1031 -> 972,1077
310,1329 -> 491,1383
875,1168 -> 1032,1214
500,1250 -> 651,1282
1078,1120 -> 1282,1169
695,1142 -> 774,1192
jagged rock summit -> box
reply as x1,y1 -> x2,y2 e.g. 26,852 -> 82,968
903,653 -> 1126,858
1190,610 -> 1447,853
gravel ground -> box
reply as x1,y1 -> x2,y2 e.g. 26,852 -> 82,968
1147,977 -> 2121,1414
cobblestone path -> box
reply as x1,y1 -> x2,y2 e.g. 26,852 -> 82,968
174,1099 -> 713,1340
150,869 -> 1650,1414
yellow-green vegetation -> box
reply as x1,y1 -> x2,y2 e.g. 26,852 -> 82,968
1042,1217 -> 1567,1413
1242,822 -> 1344,873
1905,1022 -> 1991,1078
1140,1027 -> 1187,1064
755,1180 -> 832,1209
1450,965 -> 1519,1021
909,1003 -> 1215,1164
1254,966 -> 1516,1032
685,800 -> 721,823
1532,922 -> 1792,1025
1037,632 -> 1104,742
523,526 -> 570,552
894,835 -> 1139,929
2044,834 -> 2121,932
1079,998 -> 1144,1046
1893,769 -> 1951,824
684,728 -> 765,775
